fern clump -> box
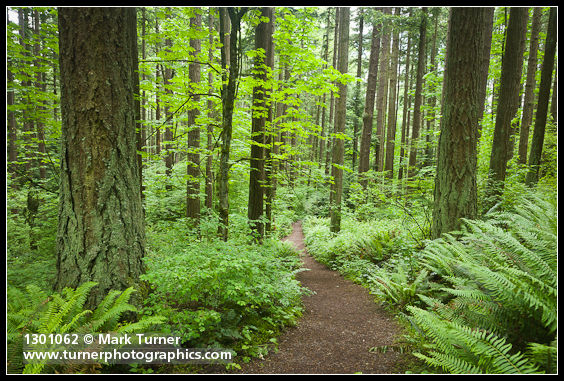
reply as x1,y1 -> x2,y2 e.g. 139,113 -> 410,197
7,282 -> 164,374
408,191 -> 557,374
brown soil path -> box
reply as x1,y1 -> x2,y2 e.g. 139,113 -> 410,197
238,221 -> 402,374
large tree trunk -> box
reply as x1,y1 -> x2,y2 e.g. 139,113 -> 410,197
526,7 -> 557,185
431,8 -> 493,239
55,8 -> 145,309
329,7 -> 350,233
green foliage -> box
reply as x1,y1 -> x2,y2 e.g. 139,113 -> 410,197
407,306 -> 540,374
303,216 -> 415,287
406,190 -> 557,374
141,230 -> 307,360
7,282 -> 164,374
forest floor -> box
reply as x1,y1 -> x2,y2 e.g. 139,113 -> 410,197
235,221 -> 404,374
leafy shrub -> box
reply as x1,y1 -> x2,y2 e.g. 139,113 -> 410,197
141,237 -> 307,357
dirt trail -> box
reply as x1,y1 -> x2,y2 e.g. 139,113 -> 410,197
238,221 -> 401,374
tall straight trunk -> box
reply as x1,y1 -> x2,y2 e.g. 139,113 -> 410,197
205,10 -> 216,211
318,9 -> 331,171
248,7 -> 273,240
384,8 -> 401,178
325,7 -> 340,176
398,24 -> 412,182
477,8 -> 495,138
329,7 -> 350,233
217,8 -> 247,241
264,9 -> 276,233
423,10 -> 439,168
518,7 -> 542,165
56,8 -> 145,308
526,7 -> 557,186
33,10 -> 47,179
163,12 -> 174,189
486,7 -> 528,208
432,8 -> 492,239
374,8 -> 391,172
186,13 -> 202,225
407,7 -> 427,179
358,8 -> 381,187
351,9 -> 364,172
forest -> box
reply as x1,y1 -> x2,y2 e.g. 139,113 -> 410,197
6,6 -> 557,375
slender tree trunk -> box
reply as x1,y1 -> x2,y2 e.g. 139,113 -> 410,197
358,9 -> 381,188
518,7 -> 542,165
325,7 -> 340,177
374,8 -> 391,172
432,8 -> 492,238
352,9 -> 364,173
205,10 -> 216,211
56,8 -> 145,308
526,7 -> 557,186
217,8 -> 248,241
163,12 -> 174,190
407,8 -> 427,180
384,8 -> 401,178
264,9 -> 276,233
329,7 -> 350,233
398,24 -> 412,182
186,13 -> 202,226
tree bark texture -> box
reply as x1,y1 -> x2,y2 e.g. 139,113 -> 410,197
55,8 -> 145,308
248,7 -> 273,240
486,7 -> 528,207
431,7 -> 492,238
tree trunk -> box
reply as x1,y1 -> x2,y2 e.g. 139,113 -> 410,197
374,8 -> 391,172
431,8 -> 492,239
264,9 -> 276,233
248,7 -> 273,241
407,8 -> 427,180
329,7 -> 350,233
358,9 -> 381,188
486,7 -> 528,209
217,8 -> 248,241
55,8 -> 145,309
186,13 -> 202,226
384,8 -> 401,178
518,7 -> 542,165
525,7 -> 557,186
398,23 -> 412,182
351,9 -> 364,173
205,9 -> 216,212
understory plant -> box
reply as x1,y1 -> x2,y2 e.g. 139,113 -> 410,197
141,234 -> 307,363
407,190 -> 557,374
7,282 -> 164,374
